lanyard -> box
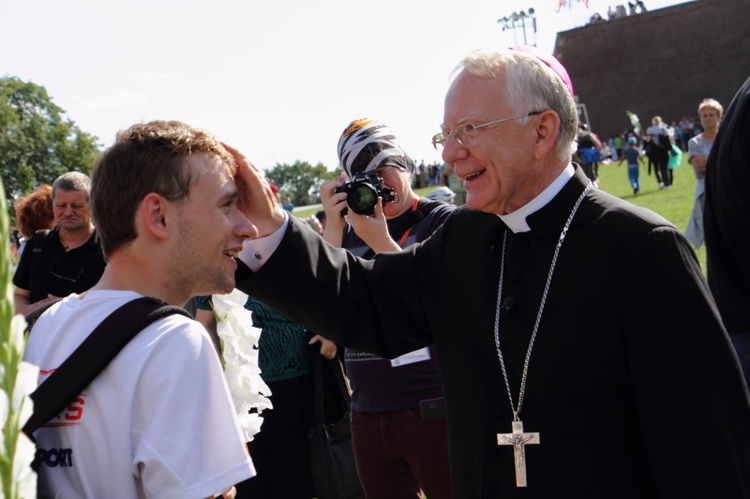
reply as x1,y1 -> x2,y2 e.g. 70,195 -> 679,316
398,198 -> 421,247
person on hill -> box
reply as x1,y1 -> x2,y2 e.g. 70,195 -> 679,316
574,123 -> 603,187
645,116 -> 673,189
618,136 -> 645,194
685,98 -> 723,249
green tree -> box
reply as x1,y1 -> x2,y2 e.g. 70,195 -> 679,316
0,76 -> 100,214
265,160 -> 336,207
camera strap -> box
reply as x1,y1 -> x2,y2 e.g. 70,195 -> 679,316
398,198 -> 423,247
358,198 -> 441,260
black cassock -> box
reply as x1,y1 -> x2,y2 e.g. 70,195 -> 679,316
238,168 -> 750,498
705,75 -> 750,334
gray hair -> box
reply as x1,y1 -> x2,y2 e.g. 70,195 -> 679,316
52,171 -> 92,201
698,98 -> 723,119
453,49 -> 578,162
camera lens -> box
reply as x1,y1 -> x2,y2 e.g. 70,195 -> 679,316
347,183 -> 378,215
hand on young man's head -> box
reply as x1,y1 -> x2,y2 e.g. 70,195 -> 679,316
222,143 -> 287,237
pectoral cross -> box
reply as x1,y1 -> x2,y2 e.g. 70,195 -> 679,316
497,420 -> 540,487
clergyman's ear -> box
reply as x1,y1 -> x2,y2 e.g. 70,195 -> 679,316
532,110 -> 560,160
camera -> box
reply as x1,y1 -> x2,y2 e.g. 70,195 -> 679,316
334,174 -> 396,215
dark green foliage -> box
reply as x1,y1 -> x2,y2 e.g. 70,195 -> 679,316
265,160 -> 336,207
0,76 -> 100,215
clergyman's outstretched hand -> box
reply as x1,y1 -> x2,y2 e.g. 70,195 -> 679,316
223,143 -> 286,237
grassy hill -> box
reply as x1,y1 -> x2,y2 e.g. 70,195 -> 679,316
596,155 -> 705,273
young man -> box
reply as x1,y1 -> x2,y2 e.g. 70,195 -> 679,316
23,121 -> 255,498
231,48 -> 750,498
13,172 -> 106,315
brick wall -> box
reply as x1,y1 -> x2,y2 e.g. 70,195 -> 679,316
554,0 -> 750,138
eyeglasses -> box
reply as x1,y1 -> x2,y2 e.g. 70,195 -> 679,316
431,111 -> 542,150
49,247 -> 86,283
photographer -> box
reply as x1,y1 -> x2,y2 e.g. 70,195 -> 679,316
319,118 -> 455,499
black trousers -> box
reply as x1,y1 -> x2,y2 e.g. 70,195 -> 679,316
235,373 -> 317,499
653,152 -> 671,186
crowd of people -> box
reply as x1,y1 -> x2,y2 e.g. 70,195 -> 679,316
588,1 -> 648,24
572,110 -> 714,196
8,46 -> 750,499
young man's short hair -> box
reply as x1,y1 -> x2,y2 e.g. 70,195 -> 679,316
90,120 -> 235,256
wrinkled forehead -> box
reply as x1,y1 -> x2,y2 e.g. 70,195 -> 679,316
53,188 -> 89,203
444,71 -> 508,123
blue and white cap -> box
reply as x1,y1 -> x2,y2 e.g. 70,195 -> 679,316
427,186 -> 455,203
337,118 -> 414,179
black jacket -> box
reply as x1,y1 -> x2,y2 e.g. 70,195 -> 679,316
239,169 -> 750,498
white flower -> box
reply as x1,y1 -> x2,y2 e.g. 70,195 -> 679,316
13,432 -> 37,499
1,173 -> 37,497
0,377 -> 7,426
8,315 -> 28,361
211,290 -> 272,443
15,361 -> 39,427
0,318 -> 39,498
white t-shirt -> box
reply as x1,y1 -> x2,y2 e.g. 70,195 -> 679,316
24,289 -> 255,499
646,124 -> 666,146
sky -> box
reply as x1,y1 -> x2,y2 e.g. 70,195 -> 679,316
2,0 -> 690,172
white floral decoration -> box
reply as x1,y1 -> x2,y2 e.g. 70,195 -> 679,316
211,289 -> 272,443
1,177 -> 38,498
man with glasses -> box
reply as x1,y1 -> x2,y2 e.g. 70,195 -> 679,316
13,171 -> 106,314
233,47 -> 750,497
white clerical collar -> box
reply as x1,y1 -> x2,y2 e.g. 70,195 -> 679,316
498,164 -> 575,233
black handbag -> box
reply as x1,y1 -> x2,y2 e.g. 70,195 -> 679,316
309,350 -> 365,499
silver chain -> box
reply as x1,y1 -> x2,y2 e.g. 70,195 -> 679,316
493,182 -> 592,421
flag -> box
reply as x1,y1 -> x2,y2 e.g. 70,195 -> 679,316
626,110 -> 642,133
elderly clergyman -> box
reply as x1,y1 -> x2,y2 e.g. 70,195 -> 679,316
231,47 -> 750,498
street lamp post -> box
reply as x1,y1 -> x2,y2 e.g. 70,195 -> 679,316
498,8 -> 537,47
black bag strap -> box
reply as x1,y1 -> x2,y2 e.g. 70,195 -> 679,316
22,296 -> 191,438
28,229 -> 52,298
312,349 -> 351,425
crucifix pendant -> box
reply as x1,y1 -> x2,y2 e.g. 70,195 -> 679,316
497,420 -> 540,487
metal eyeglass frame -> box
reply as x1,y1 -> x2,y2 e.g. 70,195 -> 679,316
431,111 -> 542,149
